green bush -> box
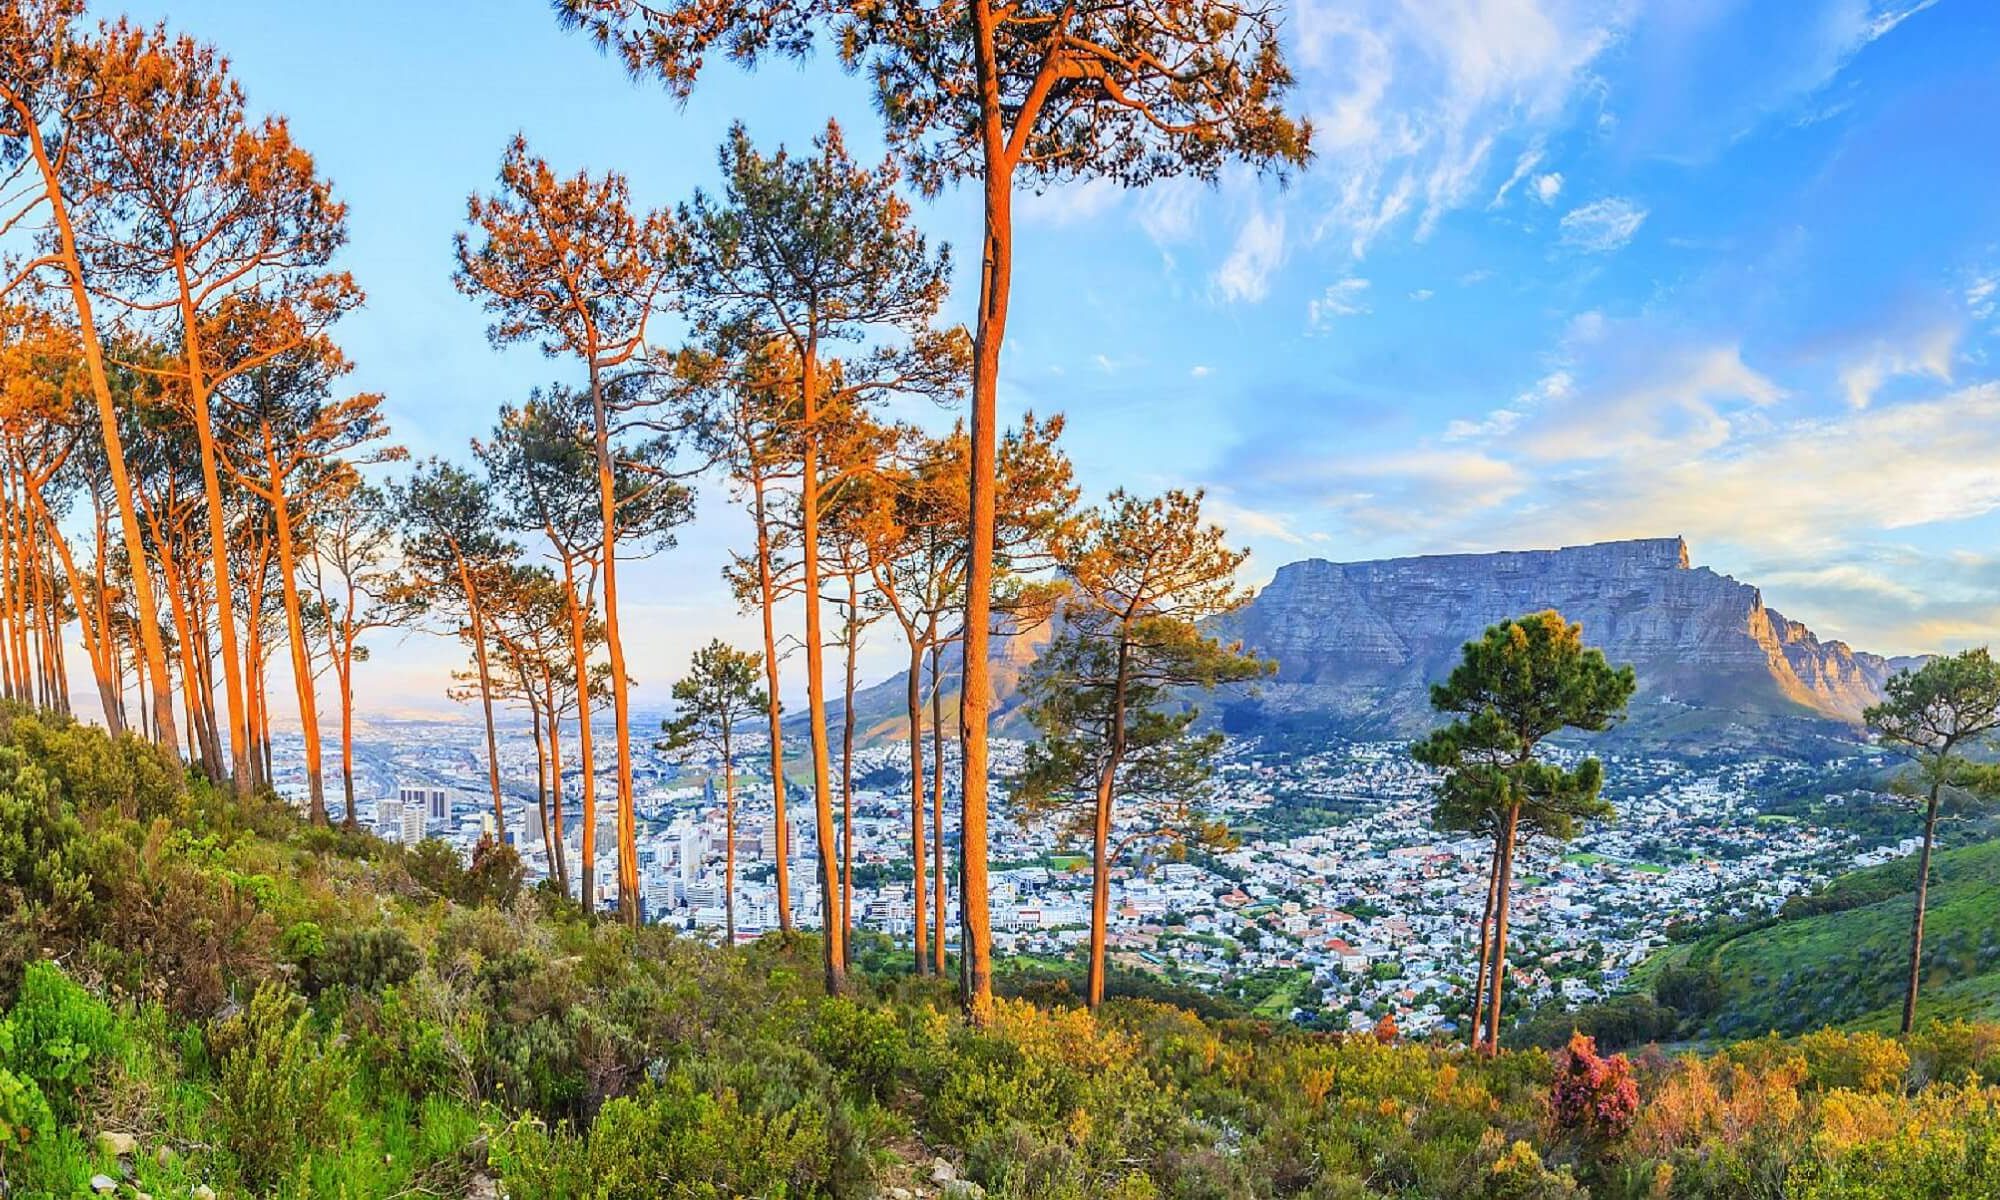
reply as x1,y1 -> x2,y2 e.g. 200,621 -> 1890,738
303,926 -> 421,996
1,962 -> 121,1123
209,982 -> 355,1190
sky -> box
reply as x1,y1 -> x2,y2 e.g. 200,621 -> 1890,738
88,0 -> 2000,717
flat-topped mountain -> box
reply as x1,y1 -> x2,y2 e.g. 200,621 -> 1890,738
824,537 -> 1922,749
1208,536 -> 1921,741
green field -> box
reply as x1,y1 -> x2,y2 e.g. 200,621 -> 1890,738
1646,839 -> 2000,1037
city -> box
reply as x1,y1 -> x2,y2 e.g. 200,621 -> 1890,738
270,717 -> 1909,1038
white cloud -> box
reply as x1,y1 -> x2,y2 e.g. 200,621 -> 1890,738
1559,196 -> 1648,252
1213,208 -> 1287,302
1488,144 -> 1544,207
1138,179 -> 1201,245
1190,364 -> 1213,378
1521,343 -> 1781,462
1967,274 -> 1997,322
1409,288 -> 1436,302
1532,172 -> 1564,203
1443,368 -> 1572,442
1207,498 -> 1312,547
1308,277 -> 1373,329
1293,0 -> 1632,255
1838,324 -> 1957,408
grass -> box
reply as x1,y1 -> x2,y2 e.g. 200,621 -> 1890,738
1648,839 -> 2000,1037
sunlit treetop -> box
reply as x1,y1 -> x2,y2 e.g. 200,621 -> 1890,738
555,0 -> 1313,192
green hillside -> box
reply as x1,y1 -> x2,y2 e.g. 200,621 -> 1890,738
13,703 -> 2000,1198
1646,839 -> 2000,1038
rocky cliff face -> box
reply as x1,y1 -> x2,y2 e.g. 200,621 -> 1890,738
1208,537 -> 1909,736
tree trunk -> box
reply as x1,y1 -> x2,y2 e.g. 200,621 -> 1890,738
172,265 -> 251,792
453,549 -> 506,834
264,428 -> 327,825
905,639 -> 928,974
585,363 -> 642,928
27,121 -> 181,761
799,348 -> 845,991
560,560 -> 598,917
751,475 -> 792,932
1086,639 -> 1133,1011
841,573 -> 859,966
1485,804 -> 1521,1055
930,639 -> 948,975
959,8 -> 1014,1020
339,651 -> 358,830
1904,782 -> 1943,1035
38,499 -> 119,735
543,676 -> 570,899
529,691 -> 551,886
1467,837 -> 1501,1051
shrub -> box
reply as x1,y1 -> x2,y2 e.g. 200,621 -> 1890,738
303,926 -> 421,996
1798,1028 -> 1911,1094
1,962 -> 121,1123
1550,1030 -> 1638,1140
208,982 -> 354,1190
463,836 -> 527,907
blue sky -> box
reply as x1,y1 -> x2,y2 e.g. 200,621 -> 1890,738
98,0 -> 2000,713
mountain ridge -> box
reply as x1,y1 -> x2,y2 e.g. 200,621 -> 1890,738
824,537 -> 1926,747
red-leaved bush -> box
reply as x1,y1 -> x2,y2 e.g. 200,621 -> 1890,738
1552,1031 -> 1639,1139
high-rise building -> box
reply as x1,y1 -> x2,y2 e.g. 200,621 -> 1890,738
399,806 -> 426,846
397,784 -> 449,825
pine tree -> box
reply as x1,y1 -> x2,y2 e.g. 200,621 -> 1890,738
1865,650 -> 2000,1034
454,135 -> 685,927
1013,488 -> 1269,1009
659,640 -> 768,945
1412,612 -> 1634,1054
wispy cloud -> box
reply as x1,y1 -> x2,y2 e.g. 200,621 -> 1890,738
1292,0 -> 1632,256
1837,324 -> 1957,408
1559,196 -> 1648,253
1308,277 -> 1373,330
1018,177 -> 1121,226
1213,208 -> 1287,302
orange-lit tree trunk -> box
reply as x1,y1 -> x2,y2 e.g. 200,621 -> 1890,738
261,423 -> 328,824
15,112 -> 179,758
585,362 -> 641,927
904,640 -> 927,973
751,475 -> 793,931
1466,839 -> 1501,1052
929,636 -> 948,976
799,349 -> 845,991
452,549 -> 507,834
840,570 -> 860,965
1484,803 -> 1521,1055
174,263 -> 251,794
1085,642 -> 1133,1011
957,2 -> 1015,1020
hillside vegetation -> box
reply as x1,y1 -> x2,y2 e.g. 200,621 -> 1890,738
10,707 -> 2000,1199
1644,840 -> 2000,1039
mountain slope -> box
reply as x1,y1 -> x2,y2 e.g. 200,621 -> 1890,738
1210,537 -> 1920,739
1648,838 -> 2000,1038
